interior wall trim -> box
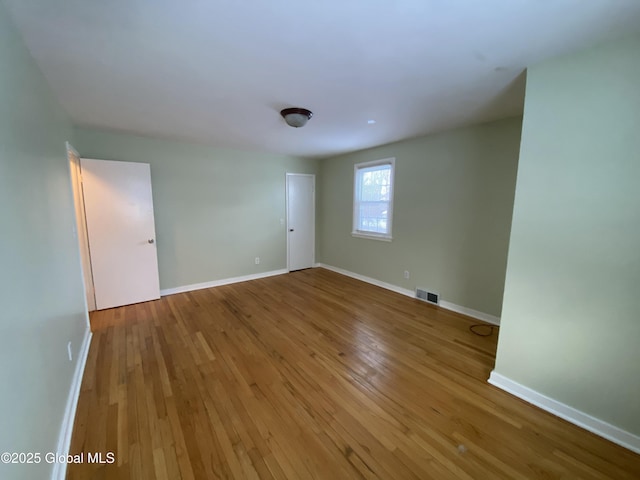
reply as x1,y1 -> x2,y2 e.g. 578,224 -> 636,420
52,327 -> 93,480
316,263 -> 500,325
160,269 -> 288,296
488,371 -> 640,454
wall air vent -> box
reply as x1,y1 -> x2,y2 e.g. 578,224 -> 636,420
416,288 -> 439,305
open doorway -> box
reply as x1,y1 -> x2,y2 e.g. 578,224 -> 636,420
67,142 -> 96,312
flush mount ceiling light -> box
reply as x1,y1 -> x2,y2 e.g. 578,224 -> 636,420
280,108 -> 313,128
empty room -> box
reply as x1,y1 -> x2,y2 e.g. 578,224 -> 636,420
1,1 -> 639,479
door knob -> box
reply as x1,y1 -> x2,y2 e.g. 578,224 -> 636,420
289,229 -> 294,232
148,239 -> 155,244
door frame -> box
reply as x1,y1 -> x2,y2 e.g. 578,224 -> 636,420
66,142 -> 96,312
285,173 -> 316,272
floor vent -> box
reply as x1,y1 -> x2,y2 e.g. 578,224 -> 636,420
416,288 -> 439,305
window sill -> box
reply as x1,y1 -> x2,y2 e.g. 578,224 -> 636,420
351,232 -> 393,242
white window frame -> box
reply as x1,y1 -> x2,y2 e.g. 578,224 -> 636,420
352,157 -> 395,242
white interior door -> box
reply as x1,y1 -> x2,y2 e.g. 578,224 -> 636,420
287,173 -> 315,271
81,158 -> 160,310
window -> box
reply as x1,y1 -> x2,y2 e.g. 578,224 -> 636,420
352,158 -> 395,241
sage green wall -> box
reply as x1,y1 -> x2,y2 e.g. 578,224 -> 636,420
494,36 -> 640,435
0,4 -> 89,479
317,117 -> 522,317
72,128 -> 318,290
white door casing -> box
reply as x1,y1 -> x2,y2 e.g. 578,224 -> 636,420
67,143 -> 96,312
286,173 -> 315,271
80,158 -> 160,310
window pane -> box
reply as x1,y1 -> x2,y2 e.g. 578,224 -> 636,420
353,159 -> 394,238
358,201 -> 388,233
360,166 -> 390,202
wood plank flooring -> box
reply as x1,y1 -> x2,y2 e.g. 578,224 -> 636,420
67,268 -> 640,479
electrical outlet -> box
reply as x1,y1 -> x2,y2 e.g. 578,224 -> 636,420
255,257 -> 260,265
67,341 -> 73,362
404,270 -> 410,279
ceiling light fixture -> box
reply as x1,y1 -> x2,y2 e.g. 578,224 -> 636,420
367,119 -> 376,124
280,108 -> 313,128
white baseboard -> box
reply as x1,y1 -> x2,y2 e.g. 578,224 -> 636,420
317,263 -> 415,298
488,371 -> 640,454
439,300 -> 500,326
51,327 -> 93,480
160,269 -> 288,296
316,263 -> 500,325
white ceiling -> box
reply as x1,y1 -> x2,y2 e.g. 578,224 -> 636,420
5,1 -> 640,158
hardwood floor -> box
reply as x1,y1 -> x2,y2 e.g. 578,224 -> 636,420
68,268 -> 640,479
